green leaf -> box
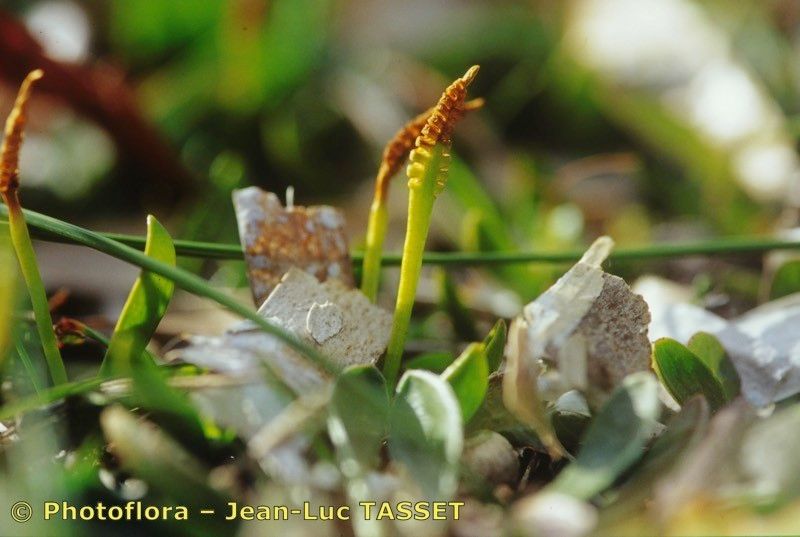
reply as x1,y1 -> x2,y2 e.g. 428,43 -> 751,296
405,352 -> 454,374
328,365 -> 389,474
653,338 -> 728,411
770,259 -> 800,300
389,370 -> 463,499
329,366 -> 390,537
100,216 -> 175,377
442,343 -> 489,422
483,319 -> 507,372
549,372 -> 661,500
687,331 -> 741,400
97,216 -> 208,451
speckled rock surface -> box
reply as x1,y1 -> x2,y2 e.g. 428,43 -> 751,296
514,237 -> 651,407
233,187 -> 354,306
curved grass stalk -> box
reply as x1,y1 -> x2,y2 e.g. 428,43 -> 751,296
6,206 -> 800,264
0,70 -> 67,386
383,66 -> 480,386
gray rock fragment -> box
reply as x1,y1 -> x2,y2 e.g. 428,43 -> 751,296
514,237 -> 651,406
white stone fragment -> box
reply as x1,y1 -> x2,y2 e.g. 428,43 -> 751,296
171,269 -> 391,393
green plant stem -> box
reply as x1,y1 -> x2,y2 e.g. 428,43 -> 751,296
6,206 -> 800,265
360,199 -> 388,301
0,206 -> 334,378
383,146 -> 443,387
2,195 -> 67,385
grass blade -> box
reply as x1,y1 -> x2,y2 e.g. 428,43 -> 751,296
5,206 -> 800,265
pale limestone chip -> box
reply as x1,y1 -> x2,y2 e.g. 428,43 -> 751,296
256,269 -> 391,367
515,237 -> 651,406
233,186 -> 354,306
171,268 -> 391,393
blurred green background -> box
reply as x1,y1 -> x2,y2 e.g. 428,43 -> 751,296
1,0 -> 799,307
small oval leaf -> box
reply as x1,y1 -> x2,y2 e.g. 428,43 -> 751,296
653,338 -> 728,411
770,259 -> 800,300
405,352 -> 454,374
389,370 -> 463,499
687,331 -> 741,400
549,372 -> 661,500
442,342 -> 489,421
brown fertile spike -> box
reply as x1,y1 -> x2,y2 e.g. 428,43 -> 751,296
415,65 -> 479,151
406,65 -> 479,195
374,95 -> 483,203
0,70 -> 43,194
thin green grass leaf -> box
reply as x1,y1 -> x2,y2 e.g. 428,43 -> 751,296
6,206 -> 800,265
0,205 -> 334,379
483,319 -> 506,372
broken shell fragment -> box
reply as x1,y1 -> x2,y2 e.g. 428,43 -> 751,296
233,186 -> 354,306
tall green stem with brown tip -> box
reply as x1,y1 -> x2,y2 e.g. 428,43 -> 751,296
383,145 -> 446,387
361,173 -> 390,302
2,192 -> 67,385
0,70 -> 67,385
